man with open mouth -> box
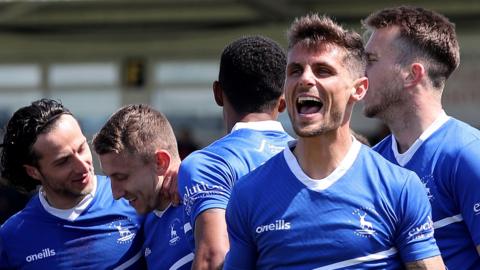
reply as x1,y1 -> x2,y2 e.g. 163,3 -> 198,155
224,14 -> 444,269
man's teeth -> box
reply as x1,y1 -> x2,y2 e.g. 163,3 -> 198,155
297,96 -> 320,104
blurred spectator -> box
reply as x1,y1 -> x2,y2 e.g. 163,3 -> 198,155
177,128 -> 200,160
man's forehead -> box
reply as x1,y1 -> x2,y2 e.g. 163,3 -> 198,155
287,43 -> 346,64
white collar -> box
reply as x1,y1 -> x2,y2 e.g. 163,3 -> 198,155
284,137 -> 361,192
392,111 -> 450,166
153,203 -> 172,218
39,175 -> 97,222
231,121 -> 284,132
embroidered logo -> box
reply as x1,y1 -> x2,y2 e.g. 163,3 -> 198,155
183,182 -> 228,216
255,140 -> 284,154
144,247 -> 152,257
255,219 -> 291,234
351,207 -> 378,238
25,248 -> 56,263
169,218 -> 182,246
408,216 -> 434,240
420,175 -> 436,201
108,218 -> 137,244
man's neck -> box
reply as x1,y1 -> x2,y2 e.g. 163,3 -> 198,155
226,112 -> 278,133
386,102 -> 443,154
293,127 -> 352,179
42,176 -> 96,210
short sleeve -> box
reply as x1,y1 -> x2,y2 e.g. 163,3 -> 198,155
178,150 -> 234,229
223,186 -> 257,269
395,172 -> 441,262
452,141 -> 480,245
0,229 -> 11,269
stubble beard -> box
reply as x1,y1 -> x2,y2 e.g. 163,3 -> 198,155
291,110 -> 344,138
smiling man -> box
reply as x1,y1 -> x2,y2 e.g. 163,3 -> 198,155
93,104 -> 193,270
0,99 -> 144,269
223,14 -> 444,269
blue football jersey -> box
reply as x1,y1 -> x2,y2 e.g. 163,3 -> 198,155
0,175 -> 145,269
143,204 -> 193,270
178,121 -> 292,249
374,114 -> 480,269
225,140 -> 440,269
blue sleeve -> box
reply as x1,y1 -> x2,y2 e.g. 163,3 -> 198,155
0,229 -> 11,269
178,150 -> 234,229
395,172 -> 440,262
223,187 -> 256,269
452,141 -> 480,246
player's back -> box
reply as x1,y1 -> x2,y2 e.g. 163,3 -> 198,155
178,122 -> 292,249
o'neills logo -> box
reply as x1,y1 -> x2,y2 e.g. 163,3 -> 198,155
25,248 -> 56,263
256,219 -> 291,234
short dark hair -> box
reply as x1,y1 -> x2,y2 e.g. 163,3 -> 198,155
1,99 -> 72,192
363,6 -> 460,89
287,14 -> 367,78
93,104 -> 179,163
218,35 -> 286,114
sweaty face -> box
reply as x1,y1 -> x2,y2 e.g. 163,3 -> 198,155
31,114 -> 95,209
363,27 -> 405,119
99,151 -> 162,215
285,44 -> 357,137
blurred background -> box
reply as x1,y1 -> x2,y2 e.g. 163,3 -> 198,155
0,0 -> 479,222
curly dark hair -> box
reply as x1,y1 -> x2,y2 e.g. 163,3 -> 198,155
218,35 -> 286,115
287,14 -> 366,78
363,6 -> 460,89
0,99 -> 72,192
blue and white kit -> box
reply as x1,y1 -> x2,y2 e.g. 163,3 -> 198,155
224,139 -> 440,269
0,175 -> 145,269
178,121 -> 292,249
143,204 -> 193,270
374,112 -> 480,269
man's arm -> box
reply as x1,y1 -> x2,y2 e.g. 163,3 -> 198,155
192,209 -> 229,270
405,255 -> 445,269
477,245 -> 480,256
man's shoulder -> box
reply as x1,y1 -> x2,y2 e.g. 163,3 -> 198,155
1,195 -> 44,240
443,118 -> 480,148
358,146 -> 417,182
372,134 -> 393,154
233,151 -> 285,193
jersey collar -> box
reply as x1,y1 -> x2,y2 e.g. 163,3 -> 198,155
231,121 -> 285,133
284,137 -> 361,192
39,175 -> 98,222
391,110 -> 449,166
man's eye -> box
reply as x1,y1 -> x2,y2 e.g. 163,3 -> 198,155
288,68 -> 302,76
55,158 -> 68,166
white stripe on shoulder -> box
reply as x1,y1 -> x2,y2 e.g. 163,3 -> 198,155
433,214 -> 463,229
113,250 -> 143,270
169,252 -> 194,270
313,247 -> 398,270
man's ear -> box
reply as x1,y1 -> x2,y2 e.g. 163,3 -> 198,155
350,76 -> 369,101
213,80 -> 223,107
154,150 -> 171,176
277,95 -> 286,113
24,164 -> 42,181
404,63 -> 425,88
